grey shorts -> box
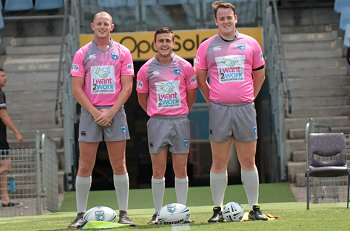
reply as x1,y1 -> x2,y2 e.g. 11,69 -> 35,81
78,106 -> 130,142
147,115 -> 190,154
208,101 -> 257,142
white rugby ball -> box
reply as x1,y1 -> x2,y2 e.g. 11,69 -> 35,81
157,203 -> 190,224
83,206 -> 117,222
222,202 -> 244,222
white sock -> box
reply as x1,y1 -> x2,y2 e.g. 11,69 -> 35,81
152,177 -> 165,213
175,176 -> 188,205
75,176 -> 91,213
241,167 -> 259,210
113,173 -> 129,212
210,171 -> 227,209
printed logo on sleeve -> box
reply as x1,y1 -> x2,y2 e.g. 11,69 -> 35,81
71,64 -> 79,72
136,80 -> 143,89
190,75 -> 197,85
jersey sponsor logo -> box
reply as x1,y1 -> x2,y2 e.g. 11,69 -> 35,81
237,43 -> 245,50
71,64 -> 79,72
111,52 -> 119,60
156,80 -> 181,109
136,80 -> 143,89
259,51 -> 264,61
215,55 -> 245,83
91,65 -> 116,94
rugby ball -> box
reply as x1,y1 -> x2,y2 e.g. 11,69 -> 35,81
157,203 -> 190,224
222,202 -> 244,222
83,206 -> 117,222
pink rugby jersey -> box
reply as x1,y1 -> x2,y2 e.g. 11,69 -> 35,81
136,53 -> 197,117
70,39 -> 134,106
195,32 -> 265,104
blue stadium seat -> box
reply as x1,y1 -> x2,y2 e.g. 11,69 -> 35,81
0,12 -> 4,30
97,0 -> 127,8
344,24 -> 350,47
34,0 -> 64,10
4,0 -> 33,11
340,6 -> 350,30
144,0 -> 157,5
334,0 -> 350,13
158,0 -> 187,5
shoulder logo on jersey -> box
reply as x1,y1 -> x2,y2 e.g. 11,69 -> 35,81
136,80 -> 143,89
195,56 -> 200,65
190,75 -> 197,85
152,70 -> 160,76
89,54 -> 96,60
127,63 -> 133,70
213,46 -> 222,51
71,64 -> 79,72
237,43 -> 245,50
173,66 -> 180,75
111,52 -> 119,60
260,52 -> 264,60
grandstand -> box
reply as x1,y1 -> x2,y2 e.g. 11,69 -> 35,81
0,0 -> 349,216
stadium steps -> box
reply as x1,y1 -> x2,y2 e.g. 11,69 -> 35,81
279,5 -> 350,188
1,36 -> 65,173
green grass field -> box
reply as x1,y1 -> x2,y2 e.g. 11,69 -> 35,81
1,183 -> 350,231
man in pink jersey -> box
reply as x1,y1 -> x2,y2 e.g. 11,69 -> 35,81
195,1 -> 267,222
68,11 -> 135,229
136,27 -> 197,224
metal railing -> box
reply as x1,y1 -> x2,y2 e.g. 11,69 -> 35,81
0,131 -> 58,217
261,0 -> 292,180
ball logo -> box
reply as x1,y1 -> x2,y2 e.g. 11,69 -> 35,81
94,211 -> 105,221
167,204 -> 177,214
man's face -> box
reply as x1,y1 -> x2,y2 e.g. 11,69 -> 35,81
215,7 -> 237,38
154,33 -> 174,58
91,13 -> 114,39
0,71 -> 6,88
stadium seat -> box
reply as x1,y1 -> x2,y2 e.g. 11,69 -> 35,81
344,24 -> 350,47
34,0 -> 64,10
0,12 -> 4,30
144,0 -> 157,5
340,6 -> 350,30
334,0 -> 350,13
4,0 -> 33,11
158,0 -> 187,5
305,131 -> 350,210
97,0 -> 127,8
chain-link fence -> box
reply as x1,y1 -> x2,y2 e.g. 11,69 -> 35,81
0,131 -> 59,217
